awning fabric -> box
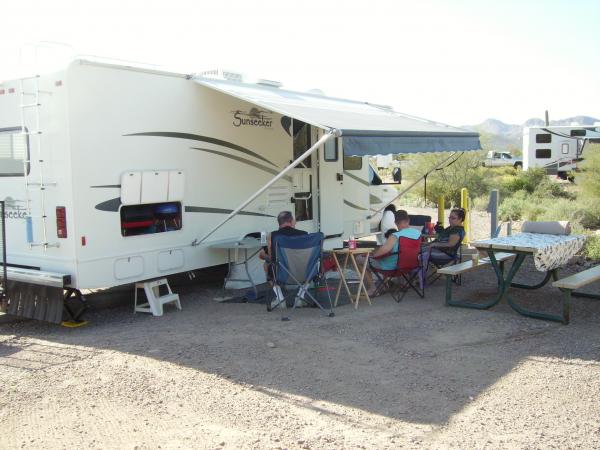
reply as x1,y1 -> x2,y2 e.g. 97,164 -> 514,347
194,77 -> 481,156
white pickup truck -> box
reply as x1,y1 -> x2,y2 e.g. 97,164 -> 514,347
482,151 -> 523,169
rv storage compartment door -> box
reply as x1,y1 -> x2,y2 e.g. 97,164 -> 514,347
158,249 -> 184,272
141,171 -> 169,204
168,170 -> 185,201
114,256 -> 145,280
121,172 -> 142,205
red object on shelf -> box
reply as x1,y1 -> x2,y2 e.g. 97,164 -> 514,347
122,220 -> 154,229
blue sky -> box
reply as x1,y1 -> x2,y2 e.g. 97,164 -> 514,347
1,0 -> 598,125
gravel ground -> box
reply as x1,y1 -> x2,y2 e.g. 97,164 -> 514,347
1,209 -> 599,449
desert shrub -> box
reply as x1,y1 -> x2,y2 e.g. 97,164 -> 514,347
498,190 -> 529,220
409,151 -> 491,206
584,235 -> 600,260
501,168 -> 547,194
578,144 -> 600,199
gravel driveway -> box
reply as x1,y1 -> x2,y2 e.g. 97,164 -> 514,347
1,209 -> 599,449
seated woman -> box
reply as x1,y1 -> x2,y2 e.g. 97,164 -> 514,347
424,208 -> 466,264
359,209 -> 421,296
377,204 -> 397,245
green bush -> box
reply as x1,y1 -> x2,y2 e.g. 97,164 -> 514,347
578,144 -> 600,198
498,190 -> 528,220
584,235 -> 600,260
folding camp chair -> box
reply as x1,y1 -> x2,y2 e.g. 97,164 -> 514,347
421,240 -> 463,286
371,236 -> 425,302
267,232 -> 335,321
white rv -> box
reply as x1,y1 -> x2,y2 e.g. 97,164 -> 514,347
523,125 -> 600,178
0,57 -> 479,321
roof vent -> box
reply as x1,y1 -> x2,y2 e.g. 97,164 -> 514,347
256,79 -> 282,88
199,69 -> 244,82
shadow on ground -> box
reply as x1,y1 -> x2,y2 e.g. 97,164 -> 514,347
2,258 -> 599,426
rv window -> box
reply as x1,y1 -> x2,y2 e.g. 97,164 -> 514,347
561,143 -> 569,154
120,202 -> 182,237
536,134 -> 552,144
343,156 -> 362,170
0,127 -> 29,177
324,138 -> 338,162
570,129 -> 586,137
293,121 -> 312,168
536,149 -> 552,159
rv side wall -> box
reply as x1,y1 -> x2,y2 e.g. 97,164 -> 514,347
64,61 -> 309,288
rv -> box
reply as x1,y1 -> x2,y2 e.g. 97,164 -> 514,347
0,57 -> 479,320
523,125 -> 600,178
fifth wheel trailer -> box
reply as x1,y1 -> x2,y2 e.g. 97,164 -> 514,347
0,57 -> 480,320
523,124 -> 600,178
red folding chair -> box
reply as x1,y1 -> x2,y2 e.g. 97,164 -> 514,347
370,236 -> 425,302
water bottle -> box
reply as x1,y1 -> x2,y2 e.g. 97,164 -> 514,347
260,231 -> 267,245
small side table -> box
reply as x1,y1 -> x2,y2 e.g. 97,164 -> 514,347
332,248 -> 373,309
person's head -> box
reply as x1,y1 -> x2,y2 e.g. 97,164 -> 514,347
277,210 -> 295,227
449,208 -> 465,226
394,209 -> 410,229
384,204 -> 396,213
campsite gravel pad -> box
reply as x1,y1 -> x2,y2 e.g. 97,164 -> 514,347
1,212 -> 599,449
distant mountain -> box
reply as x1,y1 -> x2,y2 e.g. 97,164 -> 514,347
464,115 -> 600,153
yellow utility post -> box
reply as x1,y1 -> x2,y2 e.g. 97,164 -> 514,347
437,196 -> 445,227
460,188 -> 469,244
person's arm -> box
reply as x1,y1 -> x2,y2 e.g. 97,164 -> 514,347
430,232 -> 460,249
259,233 -> 272,261
372,235 -> 398,258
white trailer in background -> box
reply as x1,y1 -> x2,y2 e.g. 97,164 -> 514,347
0,57 -> 480,322
523,125 -> 600,178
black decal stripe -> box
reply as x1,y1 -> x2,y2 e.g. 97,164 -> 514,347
191,147 -> 292,182
91,185 -> 121,188
343,171 -> 370,186
344,200 -> 368,211
95,198 -> 121,211
125,131 -> 277,167
370,194 -> 383,204
185,206 -> 273,217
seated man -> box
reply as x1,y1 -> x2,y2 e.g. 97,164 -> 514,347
360,209 -> 421,296
258,210 -> 307,275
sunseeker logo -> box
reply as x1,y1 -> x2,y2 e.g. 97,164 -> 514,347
232,108 -> 273,128
2,197 -> 27,220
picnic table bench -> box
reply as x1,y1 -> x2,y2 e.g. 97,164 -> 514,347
552,265 -> 600,323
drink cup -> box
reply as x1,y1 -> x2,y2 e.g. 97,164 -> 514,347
348,236 -> 356,249
472,253 -> 479,266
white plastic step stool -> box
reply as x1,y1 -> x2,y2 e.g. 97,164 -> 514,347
134,278 -> 181,316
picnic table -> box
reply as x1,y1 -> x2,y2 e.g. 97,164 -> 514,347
447,232 -> 586,323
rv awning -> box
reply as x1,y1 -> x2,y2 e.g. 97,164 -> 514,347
194,76 -> 481,156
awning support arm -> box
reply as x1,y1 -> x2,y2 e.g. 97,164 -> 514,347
192,129 -> 339,246
367,152 -> 461,219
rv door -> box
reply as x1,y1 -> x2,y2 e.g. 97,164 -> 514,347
317,130 -> 344,245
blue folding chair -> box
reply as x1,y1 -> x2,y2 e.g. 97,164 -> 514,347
268,232 -> 335,321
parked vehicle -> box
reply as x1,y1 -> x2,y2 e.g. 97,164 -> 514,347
523,125 -> 600,178
0,56 -> 480,320
482,151 -> 523,169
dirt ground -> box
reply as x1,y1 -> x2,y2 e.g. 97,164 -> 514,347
1,210 -> 599,449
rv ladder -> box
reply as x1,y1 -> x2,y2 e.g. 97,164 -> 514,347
19,74 -> 58,249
